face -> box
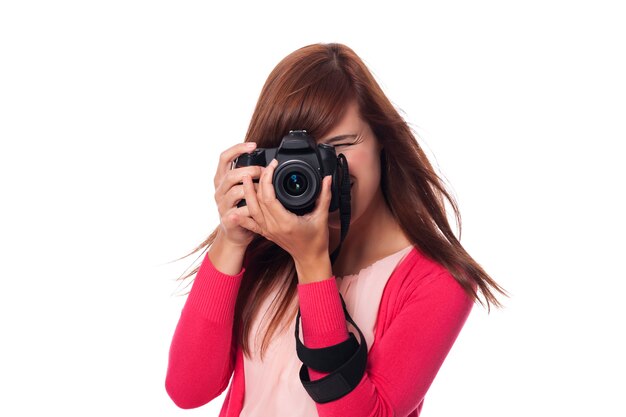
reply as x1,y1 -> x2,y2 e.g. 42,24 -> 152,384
316,100 -> 383,229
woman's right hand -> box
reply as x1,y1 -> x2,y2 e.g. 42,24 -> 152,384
213,142 -> 266,249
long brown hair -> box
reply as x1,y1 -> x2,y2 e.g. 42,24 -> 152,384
173,43 -> 509,360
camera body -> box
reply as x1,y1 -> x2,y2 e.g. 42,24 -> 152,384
234,130 -> 344,216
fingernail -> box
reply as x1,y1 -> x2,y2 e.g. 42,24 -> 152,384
246,142 -> 256,148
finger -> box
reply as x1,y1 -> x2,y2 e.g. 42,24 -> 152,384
215,165 -> 263,205
225,165 -> 263,191
235,212 -> 262,235
258,158 -> 285,216
214,141 -> 257,189
221,182 -> 258,211
225,204 -> 254,227
242,173 -> 265,227
313,175 -> 332,215
226,165 -> 263,185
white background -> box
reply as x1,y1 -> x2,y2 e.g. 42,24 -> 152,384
1,1 -> 624,416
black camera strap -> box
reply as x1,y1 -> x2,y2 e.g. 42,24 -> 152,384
296,293 -> 367,403
329,153 -> 352,266
295,153 -> 368,403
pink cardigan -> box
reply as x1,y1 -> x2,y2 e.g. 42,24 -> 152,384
165,245 -> 475,416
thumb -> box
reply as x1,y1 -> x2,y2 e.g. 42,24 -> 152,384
314,175 -> 332,214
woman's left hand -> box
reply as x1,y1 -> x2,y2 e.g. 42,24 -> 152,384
238,158 -> 333,266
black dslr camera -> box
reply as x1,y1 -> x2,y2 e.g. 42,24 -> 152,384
234,130 -> 346,216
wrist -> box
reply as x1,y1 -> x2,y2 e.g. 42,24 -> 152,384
215,230 -> 249,253
209,233 -> 248,276
294,255 -> 333,284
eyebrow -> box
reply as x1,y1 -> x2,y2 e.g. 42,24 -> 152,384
321,134 -> 358,144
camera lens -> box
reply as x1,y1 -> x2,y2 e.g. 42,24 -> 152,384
273,160 -> 318,213
283,171 -> 308,196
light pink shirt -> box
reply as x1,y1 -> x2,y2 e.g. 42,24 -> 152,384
239,245 -> 414,417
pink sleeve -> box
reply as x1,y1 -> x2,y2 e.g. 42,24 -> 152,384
165,251 -> 245,409
296,271 -> 474,417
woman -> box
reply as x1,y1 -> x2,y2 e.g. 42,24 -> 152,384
165,42 -> 508,417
